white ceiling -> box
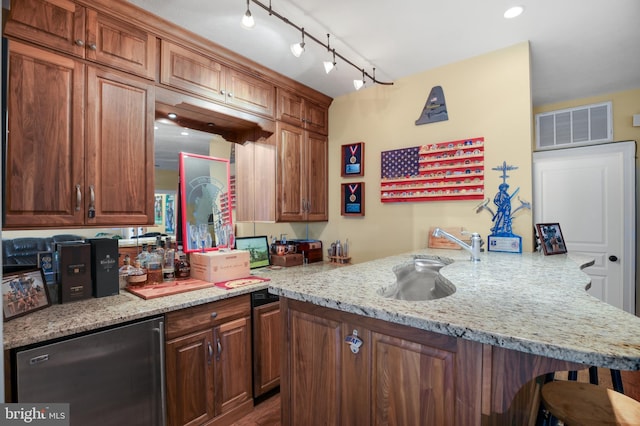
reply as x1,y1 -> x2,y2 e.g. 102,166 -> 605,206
130,0 -> 640,106
133,0 -> 640,170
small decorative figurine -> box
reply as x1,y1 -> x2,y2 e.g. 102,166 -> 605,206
475,161 -> 531,253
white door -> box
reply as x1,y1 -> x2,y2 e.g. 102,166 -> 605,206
533,142 -> 636,314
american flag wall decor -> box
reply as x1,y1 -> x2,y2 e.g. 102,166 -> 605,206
380,137 -> 485,203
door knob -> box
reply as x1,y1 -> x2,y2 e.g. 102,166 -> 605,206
609,255 -> 618,262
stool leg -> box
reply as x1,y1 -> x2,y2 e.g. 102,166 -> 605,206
588,366 -> 599,385
611,369 -> 624,393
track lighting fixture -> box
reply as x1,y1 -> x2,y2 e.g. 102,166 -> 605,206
353,69 -> 365,91
290,28 -> 306,57
241,0 -> 255,29
322,34 -> 337,74
242,0 -> 393,90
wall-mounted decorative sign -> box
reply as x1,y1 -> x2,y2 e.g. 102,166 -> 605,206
415,86 -> 448,125
341,142 -> 365,177
380,137 -> 484,203
341,182 -> 365,216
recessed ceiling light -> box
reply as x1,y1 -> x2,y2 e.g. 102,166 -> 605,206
504,5 -> 524,18
167,113 -> 177,119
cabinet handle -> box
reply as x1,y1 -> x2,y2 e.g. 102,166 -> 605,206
210,312 -> 218,319
207,342 -> 213,365
75,185 -> 82,211
75,39 -> 85,47
88,43 -> 97,51
216,338 -> 222,361
88,185 -> 96,219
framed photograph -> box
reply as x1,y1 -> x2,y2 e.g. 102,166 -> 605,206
341,182 -> 365,216
341,142 -> 365,177
3,268 -> 51,321
536,223 -> 568,255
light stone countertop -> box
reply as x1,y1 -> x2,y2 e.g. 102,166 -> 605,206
268,248 -> 640,371
3,261 -> 340,350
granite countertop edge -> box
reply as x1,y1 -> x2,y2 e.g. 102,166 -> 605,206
268,249 -> 640,371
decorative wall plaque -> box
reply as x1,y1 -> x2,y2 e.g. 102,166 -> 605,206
341,142 -> 365,177
341,182 -> 365,216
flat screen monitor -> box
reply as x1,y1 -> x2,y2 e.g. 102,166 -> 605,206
234,236 -> 270,269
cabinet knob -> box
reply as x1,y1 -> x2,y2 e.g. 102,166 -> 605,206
210,312 -> 218,319
227,92 -> 234,98
220,90 -> 226,96
75,39 -> 85,47
609,255 -> 619,262
88,43 -> 97,51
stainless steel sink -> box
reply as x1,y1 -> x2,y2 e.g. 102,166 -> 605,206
378,256 -> 456,301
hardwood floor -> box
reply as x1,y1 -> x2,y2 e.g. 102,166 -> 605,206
231,394 -> 281,426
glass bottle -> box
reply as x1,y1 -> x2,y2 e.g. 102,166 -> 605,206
146,244 -> 163,285
118,254 -> 135,289
174,243 -> 190,280
127,259 -> 148,287
137,243 -> 149,269
163,238 -> 176,282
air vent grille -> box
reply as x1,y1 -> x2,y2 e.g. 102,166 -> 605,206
535,101 -> 612,150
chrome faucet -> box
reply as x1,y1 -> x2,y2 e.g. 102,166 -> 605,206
432,228 -> 482,261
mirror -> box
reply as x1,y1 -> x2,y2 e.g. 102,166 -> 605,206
178,152 -> 232,253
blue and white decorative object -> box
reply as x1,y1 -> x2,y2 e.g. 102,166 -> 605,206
475,161 -> 531,253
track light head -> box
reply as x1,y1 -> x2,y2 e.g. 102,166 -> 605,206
323,49 -> 337,74
290,28 -> 306,57
354,69 -> 366,90
241,0 -> 255,29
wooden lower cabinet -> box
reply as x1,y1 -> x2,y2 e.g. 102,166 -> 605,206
280,298 -> 583,426
252,301 -> 281,397
165,295 -> 253,426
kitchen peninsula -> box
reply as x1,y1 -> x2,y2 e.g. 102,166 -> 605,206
269,249 -> 640,425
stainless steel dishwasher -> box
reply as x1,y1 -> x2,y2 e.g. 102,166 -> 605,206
14,316 -> 166,426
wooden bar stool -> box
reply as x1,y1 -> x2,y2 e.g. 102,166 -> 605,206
541,369 -> 640,425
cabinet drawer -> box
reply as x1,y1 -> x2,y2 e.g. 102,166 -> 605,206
165,294 -> 250,340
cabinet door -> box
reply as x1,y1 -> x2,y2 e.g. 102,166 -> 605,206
253,302 -> 281,397
4,0 -> 86,58
304,100 -> 329,135
165,329 -> 215,426
305,132 -> 328,221
234,142 -> 256,222
285,309 -> 342,425
4,41 -> 85,227
85,66 -> 155,226
85,9 -> 156,80
214,316 -> 252,417
276,88 -> 304,125
226,69 -> 275,117
276,122 -> 306,222
160,41 -> 226,102
370,332 -> 456,426
235,139 -> 276,222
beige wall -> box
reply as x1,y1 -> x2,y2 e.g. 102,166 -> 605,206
533,88 -> 640,144
317,42 -> 534,263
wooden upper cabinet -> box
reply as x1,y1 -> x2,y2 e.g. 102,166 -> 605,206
4,40 -> 154,228
160,40 -> 275,118
85,67 -> 155,226
4,41 -> 85,227
4,0 -> 156,79
276,122 -> 328,222
4,0 -> 86,57
277,88 -> 329,135
84,9 -> 156,79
